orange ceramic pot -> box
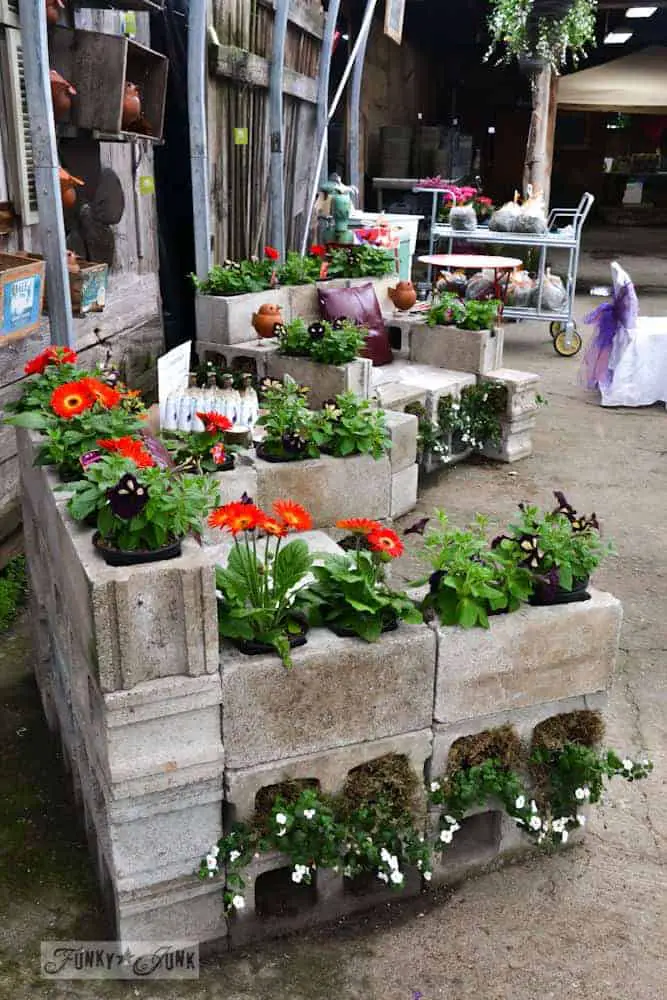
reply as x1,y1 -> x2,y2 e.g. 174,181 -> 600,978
388,280 -> 417,311
66,250 -> 80,274
252,303 -> 284,339
50,69 -> 76,121
59,167 -> 84,210
45,0 -> 65,26
122,83 -> 141,129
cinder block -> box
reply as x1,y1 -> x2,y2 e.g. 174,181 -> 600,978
225,728 -> 433,826
429,808 -> 503,886
432,590 -> 622,725
482,413 -> 536,463
253,452 -> 391,528
384,409 -> 418,471
480,368 -> 540,419
410,324 -> 504,374
422,369 -> 477,423
390,463 -> 419,518
195,287 -> 291,347
265,354 -> 371,408
197,338 -> 280,380
116,876 -> 228,947
384,315 -> 414,356
288,283 -> 320,321
220,625 -> 437,767
372,381 -> 427,413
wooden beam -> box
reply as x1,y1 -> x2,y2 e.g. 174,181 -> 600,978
314,0 -> 341,188
269,0 -> 289,257
214,46 -> 318,104
522,61 -> 553,202
348,9 -> 372,200
261,0 -> 325,40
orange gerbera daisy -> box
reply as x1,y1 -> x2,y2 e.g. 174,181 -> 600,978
196,411 -> 234,434
25,346 -> 77,375
257,515 -> 288,538
367,526 -> 404,559
97,437 -> 156,469
81,377 -> 123,409
336,517 -> 381,535
51,381 -> 95,419
208,501 -> 263,534
273,499 -> 312,532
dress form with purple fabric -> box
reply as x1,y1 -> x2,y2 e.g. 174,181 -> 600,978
583,274 -> 638,391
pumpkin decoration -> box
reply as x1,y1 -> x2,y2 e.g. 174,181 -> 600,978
121,83 -> 142,129
59,167 -> 85,210
388,280 -> 417,312
45,0 -> 65,26
252,303 -> 284,339
50,70 -> 76,122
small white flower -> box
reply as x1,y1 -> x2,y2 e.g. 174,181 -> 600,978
561,829 -> 569,844
583,786 -> 591,799
440,829 -> 453,844
537,832 -> 545,845
450,822 -> 461,833
277,827 -> 287,837
231,894 -> 245,910
430,781 -> 441,793
577,814 -> 586,826
215,589 -> 224,600
206,854 -> 218,871
575,787 -> 586,801
275,812 -> 288,825
380,847 -> 391,863
390,870 -> 404,885
291,871 -> 303,884
377,871 -> 389,883
417,859 -> 423,869
423,871 -> 432,881
530,800 -> 538,814
641,758 -> 650,767
622,758 -> 634,772
333,865 -> 339,873
208,871 -> 214,878
552,818 -> 564,833
303,808 -> 316,820
444,815 -> 457,826
515,795 -> 525,810
418,834 -> 425,843
529,816 -> 542,831
388,855 -> 399,871
211,845 -> 220,857
229,849 -> 241,863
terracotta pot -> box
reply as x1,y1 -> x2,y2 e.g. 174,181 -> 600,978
388,280 -> 417,311
66,250 -> 80,274
45,0 -> 65,26
50,69 -> 76,121
122,83 -> 142,129
59,167 -> 84,210
251,303 -> 284,339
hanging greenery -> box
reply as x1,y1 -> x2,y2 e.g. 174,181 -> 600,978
486,0 -> 598,71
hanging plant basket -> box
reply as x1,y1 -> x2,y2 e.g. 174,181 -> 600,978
518,53 -> 550,76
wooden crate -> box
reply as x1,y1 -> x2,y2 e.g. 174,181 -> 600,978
50,27 -> 168,141
0,252 -> 45,345
70,261 -> 108,315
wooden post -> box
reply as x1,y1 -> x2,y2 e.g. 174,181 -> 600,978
19,0 -> 74,347
315,0 -> 341,189
188,0 -> 213,280
522,60 -> 554,203
268,0 -> 290,258
543,71 -> 559,208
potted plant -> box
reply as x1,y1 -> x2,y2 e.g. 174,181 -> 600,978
298,518 -> 422,641
255,380 -> 319,461
276,317 -> 366,366
313,392 -> 390,459
457,299 -> 501,331
492,491 -> 612,605
326,245 -> 396,280
416,511 -> 534,628
276,250 -> 324,286
437,383 -> 507,456
191,249 -> 278,297
161,410 -> 235,472
486,0 -> 596,72
210,497 -> 314,667
67,448 -> 218,565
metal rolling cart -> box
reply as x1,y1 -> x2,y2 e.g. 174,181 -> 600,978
431,192 -> 595,356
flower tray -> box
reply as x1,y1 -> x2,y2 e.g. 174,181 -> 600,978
93,531 -> 182,566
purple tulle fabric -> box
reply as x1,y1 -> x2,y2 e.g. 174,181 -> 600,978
583,283 -> 639,390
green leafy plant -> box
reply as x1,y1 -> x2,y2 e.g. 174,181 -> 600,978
326,245 -> 396,279
458,299 -> 501,331
299,519 -> 421,641
192,255 -> 275,296
276,251 -> 322,286
426,292 -> 465,328
313,392 -> 390,459
277,317 -> 366,366
0,555 -> 27,634
437,382 -> 507,453
161,411 -> 235,473
26,406 -> 145,480
256,380 -> 319,460
486,0 -> 597,71
417,511 -> 534,627
404,402 -> 444,466
212,498 -> 314,667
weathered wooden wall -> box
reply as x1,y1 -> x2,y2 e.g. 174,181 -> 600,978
0,10 -> 163,553
208,0 -> 324,260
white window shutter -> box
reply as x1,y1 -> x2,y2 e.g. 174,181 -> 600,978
1,27 -> 39,225
0,2 -> 20,28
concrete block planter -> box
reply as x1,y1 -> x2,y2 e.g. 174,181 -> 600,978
481,413 -> 536,463
480,368 -> 540,420
220,624 -> 437,768
116,876 -> 228,944
264,354 -> 372,408
391,463 -> 419,517
432,589 -> 622,726
195,287 -> 291,347
410,323 -> 504,375
196,338 -> 280,379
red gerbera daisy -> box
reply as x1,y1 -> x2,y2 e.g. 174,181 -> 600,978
336,518 -> 381,536
309,244 -> 326,257
208,501 -> 263,534
367,526 -> 404,559
196,411 -> 234,434
97,437 -> 156,469
264,245 -> 280,261
24,346 -> 78,376
51,381 -> 95,419
81,377 -> 122,409
257,515 -> 288,538
272,499 -> 312,532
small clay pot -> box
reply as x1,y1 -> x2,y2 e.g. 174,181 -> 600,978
59,167 -> 84,210
66,250 -> 80,274
252,303 -> 284,339
45,0 -> 65,27
122,83 -> 142,129
388,280 -> 417,311
50,69 -> 76,121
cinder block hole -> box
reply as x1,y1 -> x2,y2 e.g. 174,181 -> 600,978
254,866 -> 318,919
253,778 -> 321,823
204,351 -> 228,368
343,871 -> 388,897
387,325 -> 403,351
231,356 -> 258,376
447,726 -> 523,775
343,754 -> 418,815
440,811 -> 501,867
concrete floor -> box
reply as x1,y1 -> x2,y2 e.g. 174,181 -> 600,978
0,229 -> 665,999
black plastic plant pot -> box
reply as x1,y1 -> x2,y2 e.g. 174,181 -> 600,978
231,615 -> 310,657
529,576 -> 591,607
330,613 -> 398,640
214,454 -> 236,472
518,53 -> 549,76
59,466 -> 84,483
93,532 -> 182,567
255,441 -> 309,463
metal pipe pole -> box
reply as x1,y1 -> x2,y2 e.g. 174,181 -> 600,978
314,0 -> 341,190
300,0 -> 378,255
188,0 -> 213,280
20,0 -> 74,347
347,12 -> 371,203
268,0 -> 290,258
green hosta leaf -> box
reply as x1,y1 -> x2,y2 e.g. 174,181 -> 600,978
272,539 -> 312,600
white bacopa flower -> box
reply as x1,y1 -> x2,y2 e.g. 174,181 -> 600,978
390,870 -> 404,885
215,589 -> 224,600
208,871 -> 214,878
231,894 -> 245,910
211,845 -> 220,857
575,787 -> 586,801
229,849 -> 241,863
622,758 -> 634,772
530,800 -> 538,814
444,815 -> 457,826
380,847 -> 391,863
440,829 -> 453,844
418,834 -> 425,843
561,829 -> 569,844
423,871 -> 432,881
642,758 -> 650,767
417,859 -> 423,869
537,832 -> 545,845
206,854 -> 218,870
303,808 -> 316,820
515,795 -> 525,810
291,871 -> 303,883
277,827 -> 287,837
275,812 -> 288,825
430,781 -> 441,793
583,786 -> 591,799
577,814 -> 586,826
552,818 -> 564,833
377,871 -> 389,883
515,816 -> 525,825
529,816 -> 542,831
388,855 -> 399,871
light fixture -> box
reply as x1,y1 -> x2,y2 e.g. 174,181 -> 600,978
341,33 -> 349,40
487,126 -> 496,134
604,31 -> 634,43
625,7 -> 657,17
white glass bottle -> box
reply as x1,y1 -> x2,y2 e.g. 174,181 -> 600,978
238,373 -> 259,431
219,373 -> 240,425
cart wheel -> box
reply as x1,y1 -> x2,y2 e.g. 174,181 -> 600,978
553,327 -> 582,357
550,321 -> 564,340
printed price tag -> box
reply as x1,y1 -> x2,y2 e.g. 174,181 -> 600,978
233,128 -> 249,146
138,175 -> 155,196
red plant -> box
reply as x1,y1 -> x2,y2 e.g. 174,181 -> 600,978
257,515 -> 288,538
273,499 -> 312,532
51,381 -> 95,419
211,442 -> 227,466
196,411 -> 233,434
97,436 -> 155,469
24,346 -> 77,376
309,244 -> 326,257
367,526 -> 404,559
264,246 -> 280,261
208,501 -> 263,534
80,377 -> 123,410
336,517 -> 381,536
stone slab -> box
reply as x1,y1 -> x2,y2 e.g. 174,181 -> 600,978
433,590 -> 622,725
372,381 -> 427,413
383,408 -> 419,472
410,324 -> 504,374
265,354 -> 372,408
220,624 -> 437,767
390,463 -> 419,518
195,287 -> 291,347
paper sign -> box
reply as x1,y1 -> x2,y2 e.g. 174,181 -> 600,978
233,128 -> 248,146
139,175 -> 155,196
121,13 -> 137,37
158,341 -> 191,427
